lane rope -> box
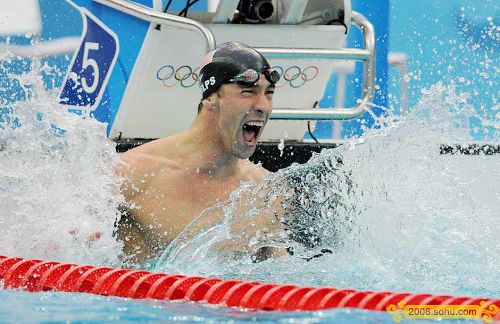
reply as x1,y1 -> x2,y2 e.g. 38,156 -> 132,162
1,255 -> 499,317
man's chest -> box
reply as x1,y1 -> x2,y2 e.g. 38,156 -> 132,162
129,174 -> 243,243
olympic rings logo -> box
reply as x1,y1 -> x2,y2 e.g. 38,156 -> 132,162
156,65 -> 200,88
272,65 -> 319,88
155,65 -> 319,89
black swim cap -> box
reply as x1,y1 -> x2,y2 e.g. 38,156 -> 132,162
199,42 -> 272,100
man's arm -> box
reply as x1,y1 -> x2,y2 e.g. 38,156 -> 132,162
196,175 -> 290,262
115,151 -> 153,267
115,211 -> 153,267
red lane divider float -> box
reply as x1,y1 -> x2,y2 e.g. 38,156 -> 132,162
0,255 -> 499,319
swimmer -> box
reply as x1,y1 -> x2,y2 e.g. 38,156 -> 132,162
116,42 -> 281,266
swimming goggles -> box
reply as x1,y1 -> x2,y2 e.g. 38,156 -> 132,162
229,68 -> 281,85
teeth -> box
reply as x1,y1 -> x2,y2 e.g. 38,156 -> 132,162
246,121 -> 264,127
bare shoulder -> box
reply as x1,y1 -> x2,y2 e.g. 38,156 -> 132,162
119,145 -> 153,175
117,139 -> 173,196
239,159 -> 271,184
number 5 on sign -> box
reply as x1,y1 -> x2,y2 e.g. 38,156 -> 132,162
81,42 -> 100,94
59,5 -> 119,111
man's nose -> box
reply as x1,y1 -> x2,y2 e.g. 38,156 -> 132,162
254,92 -> 272,115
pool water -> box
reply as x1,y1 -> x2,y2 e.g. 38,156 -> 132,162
0,289 -> 479,323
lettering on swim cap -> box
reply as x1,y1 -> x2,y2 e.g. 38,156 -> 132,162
200,76 -> 216,92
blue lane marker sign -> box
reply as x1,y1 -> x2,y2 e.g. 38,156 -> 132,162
59,6 -> 119,111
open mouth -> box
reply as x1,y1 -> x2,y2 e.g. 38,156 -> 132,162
242,121 -> 264,146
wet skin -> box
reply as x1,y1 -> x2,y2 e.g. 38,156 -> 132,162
117,76 -> 276,265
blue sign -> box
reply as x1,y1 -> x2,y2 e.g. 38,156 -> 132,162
59,7 -> 119,110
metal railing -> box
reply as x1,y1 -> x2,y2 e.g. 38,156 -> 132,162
93,0 -> 216,51
93,0 -> 375,121
266,12 -> 376,120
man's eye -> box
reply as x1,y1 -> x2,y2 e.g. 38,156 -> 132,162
241,88 -> 254,94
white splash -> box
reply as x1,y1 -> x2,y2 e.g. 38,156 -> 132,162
0,56 -> 125,266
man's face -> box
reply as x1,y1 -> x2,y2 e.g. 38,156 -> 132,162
215,75 -> 274,159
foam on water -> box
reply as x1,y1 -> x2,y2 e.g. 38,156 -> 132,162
0,55 -> 124,266
155,82 -> 499,297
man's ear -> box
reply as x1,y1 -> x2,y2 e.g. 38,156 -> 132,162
206,92 -> 220,109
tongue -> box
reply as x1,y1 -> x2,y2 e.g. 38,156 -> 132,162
243,127 -> 257,144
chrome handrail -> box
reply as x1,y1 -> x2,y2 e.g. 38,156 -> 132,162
92,0 -> 375,120
93,0 -> 216,51
265,12 -> 376,120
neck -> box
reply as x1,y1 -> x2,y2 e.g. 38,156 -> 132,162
176,114 -> 240,178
